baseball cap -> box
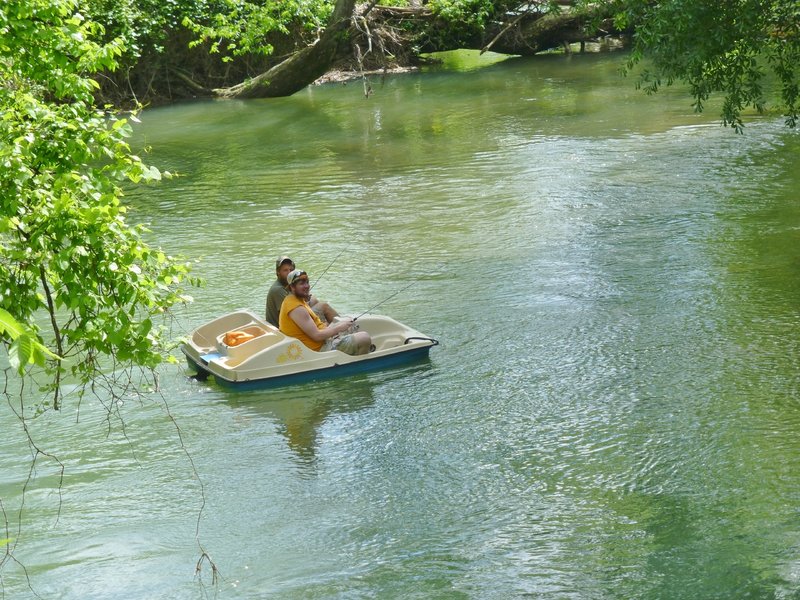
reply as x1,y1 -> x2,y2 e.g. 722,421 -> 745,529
275,256 -> 294,270
286,269 -> 309,286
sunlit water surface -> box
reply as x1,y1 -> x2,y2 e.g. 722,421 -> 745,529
2,52 -> 800,599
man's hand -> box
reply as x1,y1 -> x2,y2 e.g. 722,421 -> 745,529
336,317 -> 355,333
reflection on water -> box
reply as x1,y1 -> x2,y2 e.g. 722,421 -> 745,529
2,51 -> 800,598
228,379 -> 376,465
222,360 -> 434,467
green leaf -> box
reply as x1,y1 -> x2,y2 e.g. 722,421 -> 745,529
8,334 -> 34,373
0,308 -> 25,338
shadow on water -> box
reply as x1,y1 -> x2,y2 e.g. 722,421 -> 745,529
214,358 -> 435,465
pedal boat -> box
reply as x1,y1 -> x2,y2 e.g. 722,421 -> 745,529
181,310 -> 438,390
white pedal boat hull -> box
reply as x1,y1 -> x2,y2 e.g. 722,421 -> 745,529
181,310 -> 438,390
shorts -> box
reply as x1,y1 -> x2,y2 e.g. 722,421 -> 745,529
321,322 -> 360,355
322,333 -> 359,355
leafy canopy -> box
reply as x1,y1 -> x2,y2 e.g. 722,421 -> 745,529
1,0 -> 197,408
605,0 -> 800,130
181,0 -> 334,60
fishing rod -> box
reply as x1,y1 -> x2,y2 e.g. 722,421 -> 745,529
310,247 -> 348,291
354,281 -> 416,321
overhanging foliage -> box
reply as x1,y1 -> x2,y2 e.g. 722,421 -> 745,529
1,0 -> 198,409
602,0 -> 800,130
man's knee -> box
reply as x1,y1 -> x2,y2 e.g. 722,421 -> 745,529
354,331 -> 372,354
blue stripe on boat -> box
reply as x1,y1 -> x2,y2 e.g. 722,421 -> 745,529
190,344 -> 433,391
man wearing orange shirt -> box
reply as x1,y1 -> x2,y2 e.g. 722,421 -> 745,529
278,269 -> 371,355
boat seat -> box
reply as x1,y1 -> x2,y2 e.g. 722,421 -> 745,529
215,324 -> 281,365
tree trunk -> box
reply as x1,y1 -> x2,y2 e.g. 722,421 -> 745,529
479,6 -> 619,56
215,0 -> 358,99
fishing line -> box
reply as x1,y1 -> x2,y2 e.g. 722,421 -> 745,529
354,281 -> 416,320
310,247 -> 348,291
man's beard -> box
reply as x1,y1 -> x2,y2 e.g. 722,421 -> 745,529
295,290 -> 311,302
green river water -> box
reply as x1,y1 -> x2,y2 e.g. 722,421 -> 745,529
2,51 -> 800,599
